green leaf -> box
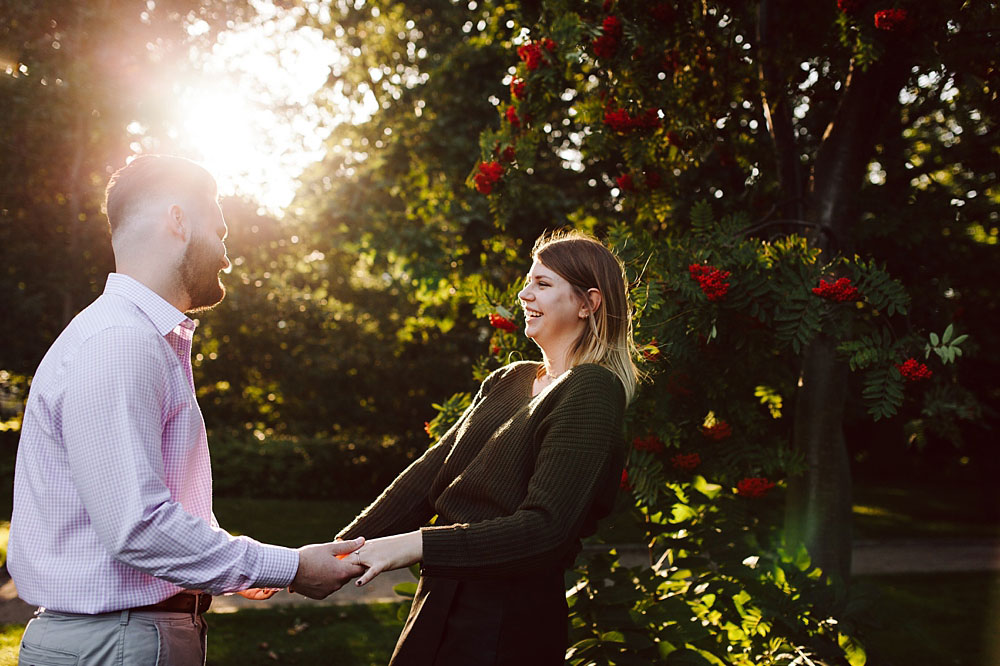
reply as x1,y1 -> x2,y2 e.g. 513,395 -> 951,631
600,630 -> 626,643
692,475 -> 722,500
838,633 -> 868,666
929,332 -> 940,346
952,334 -> 968,346
393,582 -> 418,598
943,323 -> 954,343
665,648 -> 716,665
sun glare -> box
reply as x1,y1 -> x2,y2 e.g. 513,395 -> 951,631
178,88 -> 263,198
133,1 -> 360,215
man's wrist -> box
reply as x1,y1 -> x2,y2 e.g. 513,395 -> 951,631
254,543 -> 300,589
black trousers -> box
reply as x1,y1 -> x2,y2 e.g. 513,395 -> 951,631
388,570 -> 568,666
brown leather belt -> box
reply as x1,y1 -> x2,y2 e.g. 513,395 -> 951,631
133,592 -> 212,615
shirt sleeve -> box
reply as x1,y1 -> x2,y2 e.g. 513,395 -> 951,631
62,328 -> 298,594
419,366 -> 626,578
337,371 -> 500,541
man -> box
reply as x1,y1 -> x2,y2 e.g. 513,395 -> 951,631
8,155 -> 365,664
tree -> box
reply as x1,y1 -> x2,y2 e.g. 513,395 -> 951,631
466,0 -> 995,578
0,0 -> 254,373
298,0 -> 994,661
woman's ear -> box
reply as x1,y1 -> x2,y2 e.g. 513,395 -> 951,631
580,288 -> 602,318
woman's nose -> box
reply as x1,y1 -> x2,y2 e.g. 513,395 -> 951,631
517,287 -> 531,300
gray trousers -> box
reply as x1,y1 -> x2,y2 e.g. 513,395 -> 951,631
18,608 -> 207,665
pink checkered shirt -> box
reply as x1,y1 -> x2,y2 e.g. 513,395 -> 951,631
8,273 -> 299,614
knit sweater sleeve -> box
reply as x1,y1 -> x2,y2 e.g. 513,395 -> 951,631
336,371 -> 499,541
419,365 -> 625,578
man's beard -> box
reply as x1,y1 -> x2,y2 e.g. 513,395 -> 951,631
181,233 -> 226,313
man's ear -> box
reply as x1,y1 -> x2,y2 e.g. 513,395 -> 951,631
167,203 -> 188,241
580,288 -> 603,318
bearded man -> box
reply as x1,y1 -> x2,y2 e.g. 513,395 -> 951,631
8,155 -> 364,665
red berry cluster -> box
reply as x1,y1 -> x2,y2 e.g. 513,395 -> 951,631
702,420 -> 732,440
493,143 -> 517,162
517,39 -> 556,71
603,107 -> 661,133
615,173 -> 635,192
505,106 -> 521,129
632,434 -> 664,453
510,78 -> 526,100
616,170 -> 663,195
837,0 -> 865,13
648,2 -> 675,23
592,16 -> 623,59
895,358 -> 933,381
474,161 -> 504,194
689,263 -> 731,302
488,312 -> 518,332
874,8 -> 910,31
620,468 -> 632,490
737,477 -> 775,498
671,452 -> 701,471
812,277 -> 860,302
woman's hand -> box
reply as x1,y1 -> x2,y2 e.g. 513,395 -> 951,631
354,531 -> 423,586
237,587 -> 281,600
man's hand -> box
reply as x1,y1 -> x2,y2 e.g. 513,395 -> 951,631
289,538 -> 366,599
238,588 -> 281,601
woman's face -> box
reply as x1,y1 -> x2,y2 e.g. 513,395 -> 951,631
518,258 -> 587,350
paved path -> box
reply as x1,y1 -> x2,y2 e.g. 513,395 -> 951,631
2,538 -> 998,625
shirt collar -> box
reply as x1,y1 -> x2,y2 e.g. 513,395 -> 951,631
103,273 -> 194,337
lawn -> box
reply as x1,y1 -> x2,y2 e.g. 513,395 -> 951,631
1,574 -> 996,665
852,481 -> 1000,540
0,485 -> 996,664
854,573 -> 1000,666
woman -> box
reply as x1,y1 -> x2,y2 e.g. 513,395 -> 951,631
339,230 -> 639,665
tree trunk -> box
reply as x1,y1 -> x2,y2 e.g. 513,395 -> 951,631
756,0 -> 914,579
786,336 -> 852,580
785,52 -> 912,581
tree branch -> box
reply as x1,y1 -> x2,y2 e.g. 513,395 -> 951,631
757,0 -> 805,220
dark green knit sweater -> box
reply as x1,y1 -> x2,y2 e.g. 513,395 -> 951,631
337,361 -> 626,579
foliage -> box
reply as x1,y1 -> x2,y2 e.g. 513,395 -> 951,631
0,0 -> 254,374
431,202 -> 965,661
209,430 -> 413,502
409,0 -> 994,661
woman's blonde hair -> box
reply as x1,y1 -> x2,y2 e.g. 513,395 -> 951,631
532,230 -> 640,402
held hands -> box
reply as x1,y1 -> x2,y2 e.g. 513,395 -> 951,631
353,531 -> 423,587
289,537 -> 366,599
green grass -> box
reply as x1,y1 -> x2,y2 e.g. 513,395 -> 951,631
3,575 -> 995,665
0,625 -> 22,666
206,602 -> 405,665
2,487 -> 995,664
0,603 -> 406,666
212,497 -> 368,547
855,573 -> 1000,666
852,482 -> 1000,539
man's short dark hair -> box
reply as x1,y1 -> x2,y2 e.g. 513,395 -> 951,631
104,155 -> 216,234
